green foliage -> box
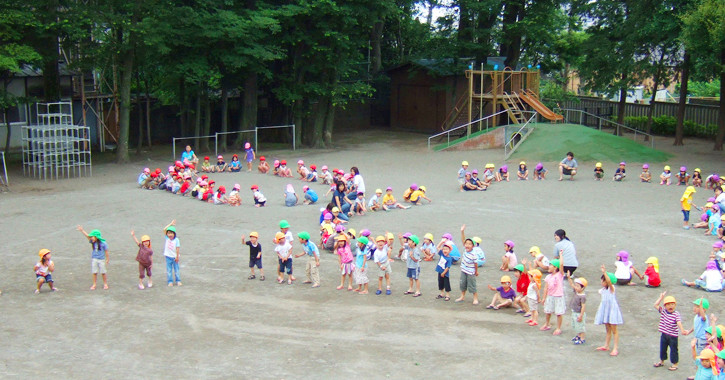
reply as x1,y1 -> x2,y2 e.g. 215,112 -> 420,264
623,115 -> 717,138
539,80 -> 579,109
677,80 -> 721,98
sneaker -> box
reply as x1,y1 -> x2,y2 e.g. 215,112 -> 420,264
375,289 -> 382,295
574,339 -> 586,345
571,336 -> 580,342
386,289 -> 391,295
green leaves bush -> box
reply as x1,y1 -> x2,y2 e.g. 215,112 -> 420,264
623,115 -> 717,138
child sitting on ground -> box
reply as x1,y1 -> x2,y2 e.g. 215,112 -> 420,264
500,240 -> 517,271
137,168 -> 150,186
201,156 -> 212,173
320,165 -> 333,185
497,165 -> 509,182
614,250 -> 644,285
653,292 -> 691,370
34,249 -> 57,293
278,160 -> 292,177
482,164 -> 496,187
228,184 -> 241,206
677,166 -> 690,186
409,186 -> 431,205
661,165 -> 673,185
613,162 -> 626,181
302,186 -> 318,205
693,168 -> 703,187
644,257 -> 661,287
682,261 -> 724,292
251,184 -> 266,207
567,274 -> 587,345
706,174 -> 721,189
229,154 -> 241,172
297,160 -> 309,180
640,164 -> 652,182
353,192 -> 366,215
529,246 -> 550,270
368,189 -> 383,211
534,162 -> 547,180
258,156 -> 269,173
215,155 -> 227,172
382,187 -> 410,210
594,162 -> 604,180
486,275 -> 516,309
306,165 -> 318,182
284,184 -> 298,207
517,161 -> 529,180
213,186 -> 228,205
421,233 -> 436,261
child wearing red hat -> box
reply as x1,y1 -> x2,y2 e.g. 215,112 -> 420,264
213,186 -> 228,204
229,154 -> 241,172
251,185 -> 266,207
279,160 -> 292,177
257,156 -> 269,174
201,156 -> 212,173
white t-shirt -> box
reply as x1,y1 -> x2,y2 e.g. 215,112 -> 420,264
164,237 -> 180,258
527,282 -> 538,300
614,261 -> 632,280
700,269 -> 724,291
253,190 -> 267,203
275,242 -> 293,260
368,194 -> 380,207
373,245 -> 389,265
353,174 -> 365,194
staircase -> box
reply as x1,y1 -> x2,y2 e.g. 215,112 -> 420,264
501,92 -> 527,124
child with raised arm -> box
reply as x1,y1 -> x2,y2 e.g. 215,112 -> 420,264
567,274 -> 587,345
241,232 -> 264,281
34,249 -> 57,293
77,225 -> 110,290
456,225 -> 479,305
163,220 -> 181,286
131,230 -> 153,289
294,231 -> 320,288
595,267 -> 623,356
692,298 -> 710,355
653,291 -> 691,370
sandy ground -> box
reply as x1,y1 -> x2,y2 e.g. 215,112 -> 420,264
2,130 -> 725,379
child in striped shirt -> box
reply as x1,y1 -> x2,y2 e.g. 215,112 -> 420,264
456,225 -> 479,305
653,292 -> 692,371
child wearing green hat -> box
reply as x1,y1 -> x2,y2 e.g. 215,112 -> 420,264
353,237 -> 370,294
163,220 -> 181,286
541,258 -> 566,335
294,232 -> 320,288
77,225 -> 110,290
513,263 -> 530,314
692,298 -> 710,354
403,235 -> 422,297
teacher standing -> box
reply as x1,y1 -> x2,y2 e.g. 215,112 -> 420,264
553,229 -> 578,275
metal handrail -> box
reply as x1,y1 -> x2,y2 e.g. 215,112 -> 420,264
504,112 -> 538,159
558,108 -> 655,148
427,110 -> 509,150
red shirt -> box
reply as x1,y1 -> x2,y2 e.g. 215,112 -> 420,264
516,274 -> 530,296
180,182 -> 191,193
645,266 -> 661,287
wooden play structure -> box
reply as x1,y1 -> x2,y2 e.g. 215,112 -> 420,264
441,68 -> 563,133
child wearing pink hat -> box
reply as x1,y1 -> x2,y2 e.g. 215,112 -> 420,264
272,160 -> 280,176
676,166 -> 690,186
214,155 -> 227,172
296,160 -> 309,180
244,142 -> 255,172
640,164 -> 652,182
228,184 -> 242,206
320,165 -> 333,185
257,156 -> 269,173
302,185 -> 318,205
682,261 -> 724,292
284,184 -> 298,207
137,168 -> 150,186
500,240 -> 517,272
497,164 -> 509,182
533,162 -> 547,180
613,250 -> 643,285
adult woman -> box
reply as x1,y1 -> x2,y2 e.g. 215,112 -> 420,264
350,166 -> 366,196
181,145 -> 199,165
553,229 -> 578,275
332,180 -> 353,215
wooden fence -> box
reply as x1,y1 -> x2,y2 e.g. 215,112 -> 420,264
559,97 -> 720,127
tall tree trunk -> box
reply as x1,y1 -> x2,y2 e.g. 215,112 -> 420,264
457,0 -> 472,43
144,76 -> 151,149
194,87 -> 201,149
201,89 -> 211,152
426,0 -> 435,25
499,0 -> 524,68
236,73 -> 258,147
714,49 -> 725,151
322,101 -> 336,147
370,21 -> 384,75
310,97 -> 327,148
40,0 -> 61,101
179,78 -> 186,136
674,52 -> 690,146
220,86 -> 229,151
644,54 -> 664,142
615,73 -> 627,136
116,50 -> 133,163
135,72 -> 143,153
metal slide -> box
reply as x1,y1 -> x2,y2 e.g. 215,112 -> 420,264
518,90 -> 564,121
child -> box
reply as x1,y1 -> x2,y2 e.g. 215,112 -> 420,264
77,225 -> 110,290
436,241 -> 453,301
595,266 -> 624,356
682,261 -> 724,292
498,164 -> 509,182
682,186 -> 698,229
500,240 -> 517,271
368,188 -> 383,211
693,168 -> 703,187
279,160 -> 292,177
534,162 -> 547,180
353,192 -> 366,215
251,184 -> 266,207
653,292 -> 691,370
373,235 -> 392,295
512,264 -> 529,313
306,164 -> 318,182
274,232 -> 294,284
382,187 -> 409,210
613,162 -> 626,181
34,249 -> 56,293
244,142 -> 255,172
529,246 -> 550,270
163,220 -> 181,286
517,161 -> 529,180
525,269 -> 542,326
201,156 -> 212,173
284,184 -> 298,207
486,276 -> 516,309
541,259 -> 566,335
677,166 -> 690,186
458,161 -> 469,186
644,257 -> 661,287
472,237 -> 486,267
179,175 -> 192,196
334,234 -> 354,291
456,226 -> 479,304
293,231 -> 320,288
137,167 -> 150,186
215,155 -> 227,172
640,164 -> 652,182
421,233 -> 436,261
692,298 -> 710,355
296,160 -> 309,180
409,186 -> 431,205
353,237 -> 369,294
241,232 -> 264,281
593,162 -> 604,180
402,183 -> 417,202
482,164 -> 496,186
258,156 -> 269,174
131,231 -> 153,289
228,184 -> 242,206
566,275 -> 587,345
404,235 -> 422,297
213,186 -> 228,205
614,250 -> 643,285
229,154 -> 241,172
690,346 -> 719,379
706,204 -> 722,236
302,185 -> 318,205
661,165 -> 672,185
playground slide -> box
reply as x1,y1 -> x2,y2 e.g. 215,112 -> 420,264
518,92 -> 564,121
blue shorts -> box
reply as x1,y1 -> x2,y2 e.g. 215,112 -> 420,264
36,274 -> 53,282
682,210 -> 690,222
410,199 -> 419,205
249,257 -> 263,269
230,167 -> 241,172
278,258 -> 293,274
406,267 -> 420,279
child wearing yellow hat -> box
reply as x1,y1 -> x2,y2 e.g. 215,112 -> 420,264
421,233 -> 436,261
690,346 -> 719,379
594,162 -> 604,180
131,230 -> 153,289
458,161 -> 469,186
524,268 -> 542,326
373,235 -> 393,295
241,232 -> 265,281
653,291 -> 691,370
661,165 -> 672,185
517,161 -> 528,180
334,234 -> 354,291
566,274 -> 587,345
163,220 -> 182,286
595,265 -> 624,356
486,275 -> 516,309
692,168 -> 702,187
643,257 -> 661,287
681,186 -> 698,230
528,246 -> 550,270
34,249 -> 56,294
274,231 -> 294,285
77,225 -> 110,290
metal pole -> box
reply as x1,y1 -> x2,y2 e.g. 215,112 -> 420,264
254,129 -> 258,153
214,133 -> 218,158
172,138 -> 176,161
292,124 -> 296,150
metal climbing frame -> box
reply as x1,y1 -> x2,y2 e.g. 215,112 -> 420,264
22,102 -> 92,180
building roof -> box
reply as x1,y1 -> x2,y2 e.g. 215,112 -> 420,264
14,63 -> 73,77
